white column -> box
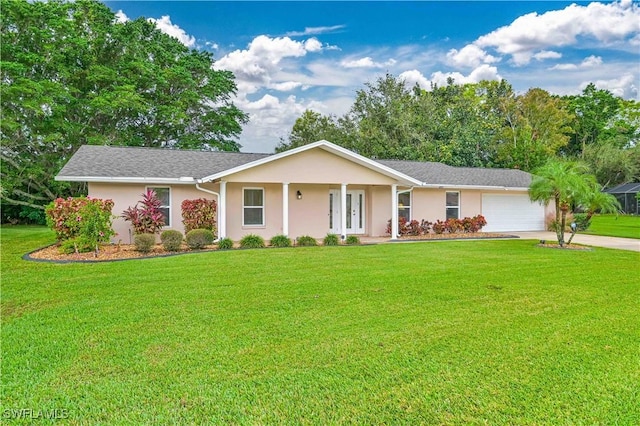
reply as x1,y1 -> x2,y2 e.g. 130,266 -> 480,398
282,182 -> 289,236
341,183 -> 347,239
219,180 -> 227,239
391,184 -> 398,239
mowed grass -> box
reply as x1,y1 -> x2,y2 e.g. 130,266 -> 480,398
2,226 -> 639,424
584,214 -> 640,239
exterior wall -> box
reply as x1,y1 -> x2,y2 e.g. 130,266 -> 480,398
370,186 -> 393,237
225,148 -> 397,185
89,182 -> 219,243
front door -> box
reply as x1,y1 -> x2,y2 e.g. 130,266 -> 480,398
329,190 -> 365,234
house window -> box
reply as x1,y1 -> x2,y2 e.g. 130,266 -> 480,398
446,191 -> 459,220
398,192 -> 411,221
148,187 -> 171,226
243,188 -> 264,226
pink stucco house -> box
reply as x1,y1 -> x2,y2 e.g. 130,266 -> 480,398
56,140 -> 548,242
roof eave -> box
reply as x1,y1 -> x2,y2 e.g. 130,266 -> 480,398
55,176 -> 196,185
419,183 -> 530,191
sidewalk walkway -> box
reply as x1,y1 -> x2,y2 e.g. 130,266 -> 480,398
510,231 -> 640,252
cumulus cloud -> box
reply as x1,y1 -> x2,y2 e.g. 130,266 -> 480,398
446,44 -> 499,68
584,73 -> 638,99
147,15 -> 196,48
341,56 -> 397,69
533,50 -> 562,61
215,35 -> 326,94
114,10 -> 129,23
400,65 -> 502,90
474,1 -> 640,65
286,25 -> 346,37
549,55 -> 603,70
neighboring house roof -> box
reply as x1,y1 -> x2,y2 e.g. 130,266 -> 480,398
604,182 -> 640,194
56,141 -> 532,189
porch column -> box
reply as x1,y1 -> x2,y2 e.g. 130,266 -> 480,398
219,180 -> 227,239
391,184 -> 398,238
282,182 -> 289,236
341,183 -> 347,239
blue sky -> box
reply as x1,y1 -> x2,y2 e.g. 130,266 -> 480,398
106,1 -> 640,153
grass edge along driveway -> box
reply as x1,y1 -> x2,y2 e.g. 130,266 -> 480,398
2,226 -> 639,424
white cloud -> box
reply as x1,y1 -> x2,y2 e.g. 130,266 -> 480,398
582,73 -> 638,99
286,25 -> 346,37
304,38 -> 323,52
147,15 -> 196,48
475,1 -> 640,65
269,81 -> 303,92
205,41 -> 219,50
341,56 -> 397,69
549,55 -> 604,70
446,44 -> 499,68
400,65 -> 502,90
533,50 -> 562,61
114,10 -> 129,23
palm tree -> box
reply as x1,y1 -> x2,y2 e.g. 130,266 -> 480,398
529,159 -> 593,246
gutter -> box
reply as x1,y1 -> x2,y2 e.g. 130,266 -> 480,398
195,183 -> 221,242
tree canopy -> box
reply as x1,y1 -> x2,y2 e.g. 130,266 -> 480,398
1,0 -> 247,222
280,74 -> 639,187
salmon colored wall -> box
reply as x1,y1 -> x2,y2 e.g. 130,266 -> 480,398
89,182 -> 219,243
226,148 -> 397,185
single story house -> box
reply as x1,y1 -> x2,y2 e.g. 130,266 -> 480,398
604,182 -> 640,215
55,140 -> 549,242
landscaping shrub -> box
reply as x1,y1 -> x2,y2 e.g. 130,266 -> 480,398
134,233 -> 156,253
240,234 -> 266,249
160,230 -> 183,251
432,220 -> 446,234
323,233 -> 340,246
445,218 -> 464,233
270,234 -> 292,248
182,198 -> 217,234
186,229 -> 215,249
58,238 -> 93,254
122,189 -> 166,235
217,237 -> 234,250
572,213 -> 591,231
296,235 -> 317,246
345,235 -> 360,245
46,196 -> 115,241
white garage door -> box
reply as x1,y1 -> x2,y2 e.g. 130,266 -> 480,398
482,194 -> 545,232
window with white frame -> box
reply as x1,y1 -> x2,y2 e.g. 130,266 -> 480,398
148,187 -> 171,226
243,188 -> 264,226
398,192 -> 411,221
446,191 -> 459,220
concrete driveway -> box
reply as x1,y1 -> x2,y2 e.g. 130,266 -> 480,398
511,231 -> 640,252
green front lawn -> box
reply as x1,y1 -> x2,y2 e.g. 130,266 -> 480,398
2,226 -> 639,424
584,214 -> 640,239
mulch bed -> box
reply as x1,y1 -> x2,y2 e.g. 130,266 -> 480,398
26,232 -> 519,263
537,243 -> 592,250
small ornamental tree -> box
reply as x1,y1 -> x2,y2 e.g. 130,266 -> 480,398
122,189 -> 166,235
181,198 -> 217,234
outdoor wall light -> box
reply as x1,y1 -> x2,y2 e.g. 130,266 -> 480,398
296,190 -> 302,200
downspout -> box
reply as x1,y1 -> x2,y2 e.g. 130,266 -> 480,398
195,183 -> 222,242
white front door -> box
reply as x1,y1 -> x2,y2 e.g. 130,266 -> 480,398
329,190 -> 365,234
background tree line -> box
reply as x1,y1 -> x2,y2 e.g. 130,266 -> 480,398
278,75 -> 640,188
1,0 -> 247,223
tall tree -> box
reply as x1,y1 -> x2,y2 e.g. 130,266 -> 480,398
1,0 -> 247,220
275,110 -> 343,153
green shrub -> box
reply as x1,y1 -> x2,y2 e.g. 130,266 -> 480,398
217,237 -> 234,250
58,237 -> 93,254
160,230 -> 183,251
345,235 -> 360,245
270,234 -> 292,248
572,213 -> 591,231
296,235 -> 317,246
186,229 -> 215,249
323,233 -> 340,246
134,233 -> 156,253
240,234 -> 266,249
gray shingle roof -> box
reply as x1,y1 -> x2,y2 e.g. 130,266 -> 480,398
377,159 -> 532,188
57,145 -> 532,188
57,145 -> 270,180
